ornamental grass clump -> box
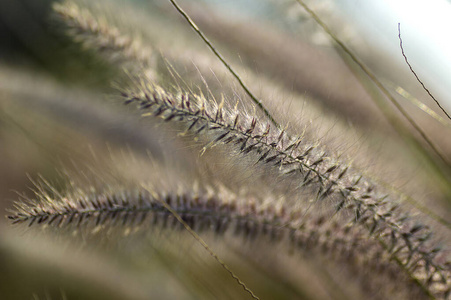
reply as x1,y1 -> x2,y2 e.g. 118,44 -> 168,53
3,0 -> 451,299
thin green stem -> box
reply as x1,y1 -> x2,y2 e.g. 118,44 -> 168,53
142,187 -> 261,300
167,0 -> 280,129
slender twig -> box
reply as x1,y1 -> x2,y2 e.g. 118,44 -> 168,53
142,186 -> 260,300
166,0 -> 280,129
398,23 -> 451,121
294,0 -> 451,171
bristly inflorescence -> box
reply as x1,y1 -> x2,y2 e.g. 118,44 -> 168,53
7,1 -> 450,299
7,185 -> 430,299
53,2 -> 154,70
120,77 -> 450,298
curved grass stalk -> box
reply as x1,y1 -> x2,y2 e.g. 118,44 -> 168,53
139,3 -> 449,226
51,2 -> 451,294
8,184 -> 430,299
5,1 -> 449,298
119,75 -> 450,298
54,0 -> 278,130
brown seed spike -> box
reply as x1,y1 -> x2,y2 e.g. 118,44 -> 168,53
214,131 -> 230,143
196,124 -> 207,134
246,118 -> 257,134
326,165 -> 337,173
233,114 -> 239,129
277,130 -> 285,144
257,150 -> 271,163
265,154 -> 279,163
242,144 -> 256,154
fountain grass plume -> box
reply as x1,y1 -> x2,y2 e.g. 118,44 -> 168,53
119,73 -> 450,298
8,180 -> 430,299
53,1 -> 154,72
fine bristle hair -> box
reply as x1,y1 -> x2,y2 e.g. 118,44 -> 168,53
119,73 -> 450,298
7,182 -> 430,299
53,1 -> 155,76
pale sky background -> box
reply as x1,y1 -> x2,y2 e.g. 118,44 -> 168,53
339,0 -> 451,111
202,0 -> 451,111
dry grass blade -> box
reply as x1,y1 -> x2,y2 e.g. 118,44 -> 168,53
393,85 -> 451,128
